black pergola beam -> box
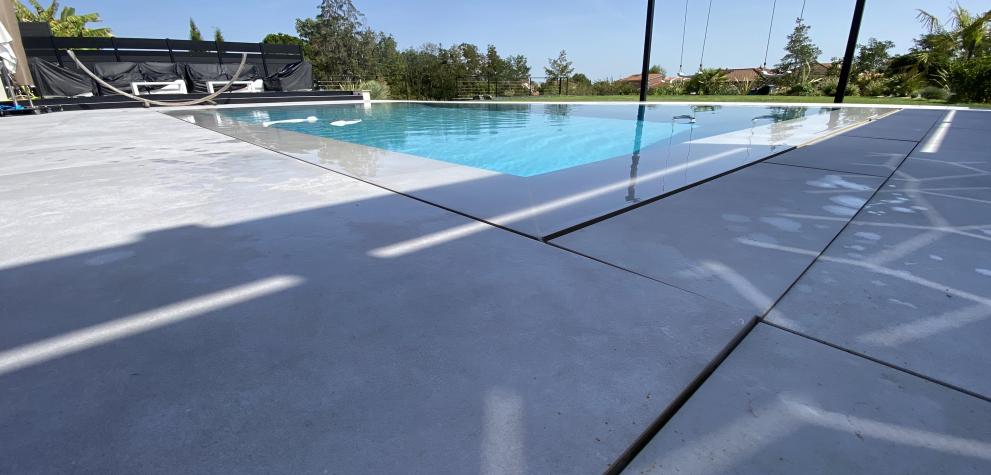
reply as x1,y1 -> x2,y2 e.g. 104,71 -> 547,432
639,0 -> 656,102
835,0 -> 867,103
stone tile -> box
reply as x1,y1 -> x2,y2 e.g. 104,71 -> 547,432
918,125 -> 991,155
844,109 -> 945,142
766,168 -> 991,397
624,324 -> 991,475
948,110 -> 991,131
0,109 -> 751,474
767,135 -> 916,177
552,163 -> 883,313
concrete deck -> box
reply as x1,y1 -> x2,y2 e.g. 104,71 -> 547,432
1,106 -> 989,473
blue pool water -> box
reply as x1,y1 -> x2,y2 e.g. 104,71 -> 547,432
218,103 -> 694,177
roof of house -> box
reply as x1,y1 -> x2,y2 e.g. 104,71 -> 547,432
618,73 -> 668,88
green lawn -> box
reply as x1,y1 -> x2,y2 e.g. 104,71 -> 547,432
504,94 -> 990,109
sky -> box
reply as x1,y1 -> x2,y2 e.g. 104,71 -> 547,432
64,0 -> 989,79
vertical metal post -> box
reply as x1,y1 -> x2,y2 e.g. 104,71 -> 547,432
111,36 -> 121,61
835,0 -> 866,103
215,40 -> 224,65
259,42 -> 270,76
166,38 -> 175,63
639,0 -> 656,102
49,35 -> 63,67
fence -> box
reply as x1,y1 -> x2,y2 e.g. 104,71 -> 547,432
18,22 -> 304,77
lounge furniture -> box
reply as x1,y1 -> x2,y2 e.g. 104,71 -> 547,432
206,79 -> 262,93
131,80 -> 187,95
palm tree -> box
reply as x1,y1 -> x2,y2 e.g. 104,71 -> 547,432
916,5 -> 991,60
14,0 -> 112,38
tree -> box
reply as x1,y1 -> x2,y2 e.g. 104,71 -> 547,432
214,28 -> 225,43
854,38 -> 895,74
189,18 -> 203,41
297,0 -> 381,80
544,50 -> 574,79
483,45 -> 507,83
262,33 -> 305,46
776,18 -> 822,87
505,55 -> 530,80
14,0 -> 111,37
916,6 -> 991,61
648,64 -> 665,75
571,73 -> 591,85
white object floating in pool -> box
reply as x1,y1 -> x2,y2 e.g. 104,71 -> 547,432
330,119 -> 362,127
262,116 -> 318,127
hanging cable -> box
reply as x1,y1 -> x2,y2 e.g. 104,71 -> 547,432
800,0 -> 807,21
762,0 -> 777,70
677,0 -> 689,75
67,50 -> 249,108
698,0 -> 714,72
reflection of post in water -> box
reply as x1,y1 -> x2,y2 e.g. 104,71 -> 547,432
826,107 -> 841,129
626,105 -> 647,203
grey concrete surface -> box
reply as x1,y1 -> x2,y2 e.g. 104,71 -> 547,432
766,134 -> 916,177
623,324 -> 991,475
170,104 -> 883,239
843,109 -> 945,142
766,143 -> 991,397
0,109 -> 752,474
552,162 -> 883,313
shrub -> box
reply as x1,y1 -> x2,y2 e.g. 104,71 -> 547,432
920,86 -> 950,100
786,81 -> 819,96
685,68 -> 728,95
861,79 -> 887,96
359,80 -> 390,99
948,57 -> 991,103
817,77 -> 860,96
652,82 -> 686,95
884,73 -> 925,97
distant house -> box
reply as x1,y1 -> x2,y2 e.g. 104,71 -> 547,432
617,73 -> 670,89
618,63 -> 834,88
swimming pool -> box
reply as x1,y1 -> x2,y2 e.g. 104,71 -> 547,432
216,103 -> 694,177
170,102 -> 885,238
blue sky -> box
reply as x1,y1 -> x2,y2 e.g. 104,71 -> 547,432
66,0 -> 988,79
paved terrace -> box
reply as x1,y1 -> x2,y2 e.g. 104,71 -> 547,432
1,106 -> 989,474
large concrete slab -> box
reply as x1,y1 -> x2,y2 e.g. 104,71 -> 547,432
766,134 -> 916,177
552,162 -> 883,313
945,110 -> 991,131
0,109 -> 752,474
844,109 -> 944,142
170,104 -> 884,238
623,324 -> 991,475
767,155 -> 991,397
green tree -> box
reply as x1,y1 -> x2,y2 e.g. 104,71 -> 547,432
483,45 -> 507,82
14,0 -> 111,37
297,0 -> 383,80
544,50 -> 574,79
214,28 -> 225,43
916,6 -> 991,61
854,38 -> 896,74
189,18 -> 203,41
648,64 -> 665,75
776,18 -> 822,87
263,33 -> 304,46
505,55 -> 530,80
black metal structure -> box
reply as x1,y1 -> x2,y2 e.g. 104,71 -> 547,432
638,0 -> 656,102
18,23 -> 304,77
835,0 -> 867,103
